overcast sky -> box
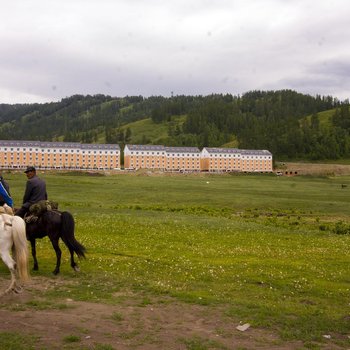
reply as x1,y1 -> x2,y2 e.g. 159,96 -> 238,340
1,0 -> 350,104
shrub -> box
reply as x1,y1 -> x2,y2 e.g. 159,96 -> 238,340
333,221 -> 350,235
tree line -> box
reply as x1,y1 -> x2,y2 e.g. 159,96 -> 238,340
0,90 -> 349,160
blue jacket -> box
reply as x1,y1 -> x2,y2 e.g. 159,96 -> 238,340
0,178 -> 13,207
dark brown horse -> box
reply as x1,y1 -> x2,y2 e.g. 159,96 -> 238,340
25,210 -> 86,275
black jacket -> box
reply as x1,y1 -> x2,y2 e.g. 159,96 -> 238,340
22,175 -> 48,208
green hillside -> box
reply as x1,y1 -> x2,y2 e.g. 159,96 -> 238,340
119,115 -> 186,145
317,108 -> 336,127
108,108 -> 338,151
220,137 -> 239,148
0,90 -> 349,160
303,108 -> 336,129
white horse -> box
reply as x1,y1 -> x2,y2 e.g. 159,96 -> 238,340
0,212 -> 29,296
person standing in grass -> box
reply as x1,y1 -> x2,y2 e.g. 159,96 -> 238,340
15,166 -> 47,218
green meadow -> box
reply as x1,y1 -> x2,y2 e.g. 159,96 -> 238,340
1,171 -> 350,347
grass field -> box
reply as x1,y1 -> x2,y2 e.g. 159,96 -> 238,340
1,171 -> 350,349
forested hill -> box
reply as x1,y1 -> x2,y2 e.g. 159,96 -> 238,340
0,90 -> 349,160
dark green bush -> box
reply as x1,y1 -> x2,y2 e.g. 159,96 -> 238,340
333,221 -> 350,235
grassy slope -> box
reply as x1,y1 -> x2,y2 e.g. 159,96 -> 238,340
118,115 -> 186,144
302,108 -> 336,129
2,172 -> 350,347
317,109 -> 336,128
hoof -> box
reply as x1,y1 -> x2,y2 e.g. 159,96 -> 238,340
14,285 -> 23,294
73,266 -> 80,272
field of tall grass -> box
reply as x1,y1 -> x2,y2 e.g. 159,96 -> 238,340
1,171 -> 350,348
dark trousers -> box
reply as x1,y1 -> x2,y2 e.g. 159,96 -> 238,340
15,206 -> 28,218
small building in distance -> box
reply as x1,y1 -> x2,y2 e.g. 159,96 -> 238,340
124,144 -> 202,172
124,144 -> 167,170
200,147 -> 241,172
201,147 -> 272,172
240,149 -> 273,173
165,146 -> 201,172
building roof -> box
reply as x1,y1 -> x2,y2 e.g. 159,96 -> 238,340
80,143 -> 120,150
204,147 -> 240,154
165,146 -> 200,153
125,144 -> 166,151
40,142 -> 81,149
0,140 -> 120,150
203,147 -> 271,156
240,149 -> 272,156
0,140 -> 41,147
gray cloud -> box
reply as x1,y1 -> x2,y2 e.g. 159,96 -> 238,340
272,58 -> 350,98
309,60 -> 350,77
1,0 -> 350,103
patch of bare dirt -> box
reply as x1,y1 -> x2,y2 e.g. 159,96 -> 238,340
276,162 -> 350,176
0,277 -> 341,350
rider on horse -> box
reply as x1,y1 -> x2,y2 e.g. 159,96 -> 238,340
15,166 -> 47,218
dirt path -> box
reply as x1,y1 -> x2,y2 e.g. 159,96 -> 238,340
276,162 -> 350,176
1,277 -> 342,350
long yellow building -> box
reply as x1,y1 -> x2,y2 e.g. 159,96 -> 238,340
201,147 -> 273,172
0,140 -> 121,170
124,145 -> 202,172
0,140 -> 272,173
124,144 -> 272,172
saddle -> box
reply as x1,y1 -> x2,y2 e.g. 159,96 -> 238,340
0,204 -> 14,227
25,200 -> 59,223
0,204 -> 14,215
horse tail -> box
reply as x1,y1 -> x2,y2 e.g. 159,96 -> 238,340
61,211 -> 86,259
11,216 -> 30,282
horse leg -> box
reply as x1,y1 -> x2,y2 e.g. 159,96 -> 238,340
0,268 -> 17,297
30,239 -> 39,271
50,238 -> 62,275
0,250 -> 17,296
68,247 -> 79,272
